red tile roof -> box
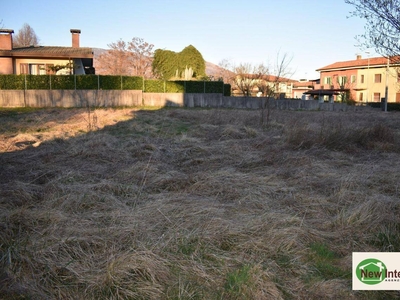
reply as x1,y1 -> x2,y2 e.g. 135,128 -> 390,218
293,81 -> 316,88
243,73 -> 296,83
316,56 -> 400,71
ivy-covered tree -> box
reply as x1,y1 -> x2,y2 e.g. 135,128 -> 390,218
179,45 -> 206,78
152,45 -> 206,80
152,49 -> 178,80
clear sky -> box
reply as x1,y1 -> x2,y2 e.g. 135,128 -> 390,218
2,0 -> 376,80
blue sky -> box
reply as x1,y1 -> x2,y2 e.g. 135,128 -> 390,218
2,0 -> 375,79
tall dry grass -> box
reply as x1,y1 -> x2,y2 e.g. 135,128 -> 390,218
1,107 -> 400,299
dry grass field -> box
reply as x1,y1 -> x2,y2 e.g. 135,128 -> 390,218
1,106 -> 400,299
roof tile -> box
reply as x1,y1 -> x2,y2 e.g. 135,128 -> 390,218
317,56 -> 400,71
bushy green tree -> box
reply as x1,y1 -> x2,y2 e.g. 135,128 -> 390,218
152,45 -> 205,80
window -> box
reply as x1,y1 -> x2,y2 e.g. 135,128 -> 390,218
351,75 -> 356,83
374,93 -> 381,102
338,76 -> 347,86
375,74 -> 382,83
359,92 -> 363,101
29,64 -> 46,75
361,74 -> 365,84
324,76 -> 332,85
19,63 -> 54,75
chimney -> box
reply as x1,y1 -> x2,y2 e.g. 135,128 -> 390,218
70,29 -> 81,48
0,29 -> 14,50
356,54 -> 362,60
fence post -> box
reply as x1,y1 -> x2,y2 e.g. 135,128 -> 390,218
97,75 -> 100,90
24,74 -> 27,107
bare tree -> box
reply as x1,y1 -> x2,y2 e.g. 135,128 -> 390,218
128,37 -> 154,78
13,23 -> 40,47
253,63 -> 270,96
345,0 -> 400,61
217,59 -> 236,84
96,39 -> 132,75
234,63 -> 256,96
96,37 -> 154,77
233,63 -> 269,96
260,52 -> 293,125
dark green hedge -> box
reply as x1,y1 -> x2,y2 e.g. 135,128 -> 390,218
0,75 -> 144,90
166,81 -> 185,93
144,80 -> 166,93
99,75 -> 119,90
76,75 -> 98,89
143,80 -> 186,93
0,75 -> 227,94
184,81 -> 205,93
51,75 -> 75,89
205,81 -> 224,93
143,80 -> 225,93
122,76 -> 143,90
0,75 -> 25,89
26,75 -> 50,89
224,84 -> 231,96
368,102 -> 400,111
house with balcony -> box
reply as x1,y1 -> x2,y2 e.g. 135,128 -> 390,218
312,55 -> 400,103
0,29 -> 94,75
292,79 -> 319,99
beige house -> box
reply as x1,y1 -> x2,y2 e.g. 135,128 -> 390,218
233,74 -> 296,98
0,29 -> 94,75
315,55 -> 400,103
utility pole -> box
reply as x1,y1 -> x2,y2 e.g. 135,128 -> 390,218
384,57 -> 389,112
366,51 -> 370,104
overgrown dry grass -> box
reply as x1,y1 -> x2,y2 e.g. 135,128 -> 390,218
1,106 -> 400,299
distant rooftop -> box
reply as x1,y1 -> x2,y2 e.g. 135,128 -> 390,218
317,56 -> 400,72
0,46 -> 93,58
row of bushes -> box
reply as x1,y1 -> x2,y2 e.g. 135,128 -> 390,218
367,101 -> 400,111
0,75 -> 231,96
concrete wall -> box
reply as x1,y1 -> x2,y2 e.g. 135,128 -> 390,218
143,93 -> 184,107
0,90 -> 143,107
0,90 -> 371,111
186,95 -> 368,111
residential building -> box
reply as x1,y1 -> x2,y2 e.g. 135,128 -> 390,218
233,74 -> 296,98
292,79 -> 319,99
0,29 -> 94,75
314,55 -> 400,103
